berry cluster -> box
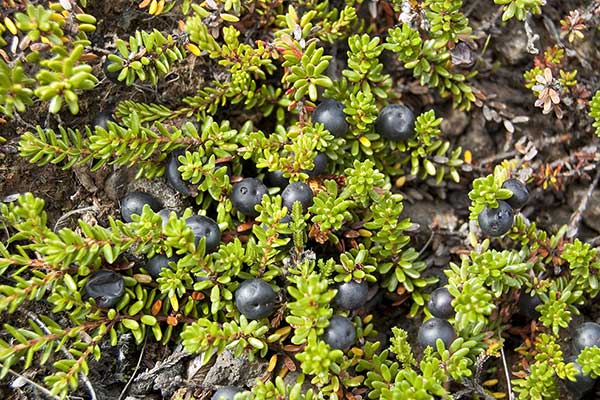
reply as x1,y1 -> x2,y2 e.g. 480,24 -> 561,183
419,287 -> 456,349
477,179 -> 529,237
314,99 -> 416,142
91,97 -> 417,398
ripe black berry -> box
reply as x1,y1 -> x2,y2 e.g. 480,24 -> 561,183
234,278 -> 277,320
564,356 -> 597,396
502,179 -> 529,209
312,99 -> 349,138
427,287 -> 455,320
231,178 -> 268,218
146,254 -> 178,278
157,208 -> 172,228
166,150 -> 192,196
185,215 -> 221,252
322,315 -> 356,350
281,182 -> 314,213
121,192 -> 162,223
305,152 -> 329,177
477,200 -> 514,237
573,322 -> 600,354
375,104 -> 415,141
333,280 -> 368,310
517,291 -> 542,319
92,111 -> 115,130
84,270 -> 124,308
265,170 -> 289,189
212,386 -> 242,400
417,317 -> 456,349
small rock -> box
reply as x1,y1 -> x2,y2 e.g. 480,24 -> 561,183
496,23 -> 529,65
403,199 -> 454,242
129,178 -> 185,211
441,109 -> 469,137
568,184 -> 600,235
153,366 -> 183,399
202,350 -> 268,388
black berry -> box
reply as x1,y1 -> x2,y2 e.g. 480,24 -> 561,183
573,322 -> 600,354
234,278 -> 277,320
502,179 -> 529,209
84,270 -> 124,308
322,315 -> 356,350
305,152 -> 329,177
333,280 -> 368,311
231,178 -> 268,218
185,215 -> 221,252
121,192 -> 162,223
265,170 -> 289,189
312,99 -> 348,138
517,291 -> 542,319
428,287 -> 455,320
564,356 -> 597,396
92,111 -> 115,130
375,104 -> 415,141
477,200 -> 514,237
157,208 -> 172,228
166,150 -> 192,196
281,182 -> 314,213
146,254 -> 178,278
417,317 -> 456,349
212,386 -> 242,400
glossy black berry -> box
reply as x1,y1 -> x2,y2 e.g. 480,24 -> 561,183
121,192 -> 162,223
282,182 -> 314,213
265,170 -> 289,189
146,254 -> 178,278
502,179 -> 529,209
157,208 -> 171,228
417,317 -> 456,349
322,315 -> 356,350
185,215 -> 221,252
573,322 -> 600,354
305,152 -> 329,177
477,201 -> 514,237
312,99 -> 348,138
517,292 -> 542,319
375,104 -> 415,141
231,178 -> 268,218
428,287 -> 455,319
92,111 -> 115,130
166,150 -> 192,196
234,278 -> 277,320
333,280 -> 368,310
564,356 -> 597,396
84,270 -> 124,308
212,386 -> 242,400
